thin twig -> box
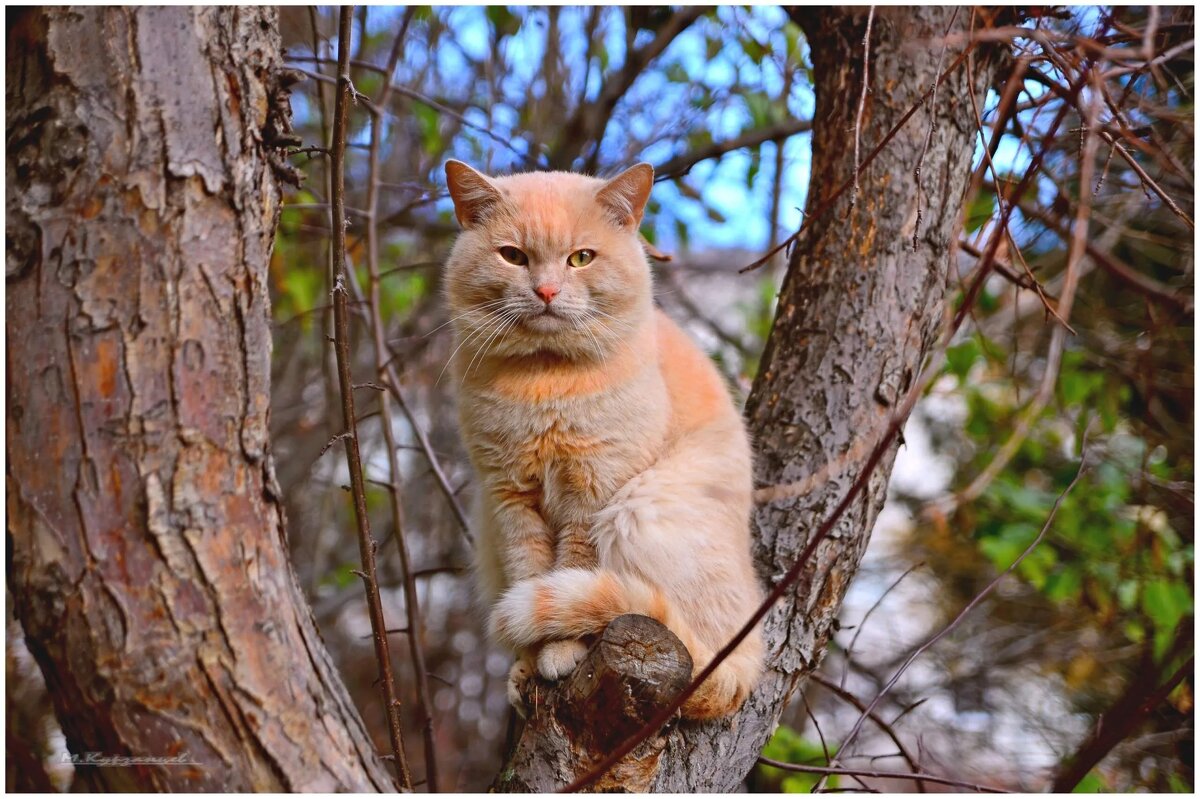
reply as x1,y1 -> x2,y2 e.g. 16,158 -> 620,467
328,7 -> 411,789
357,6 -> 439,792
653,118 -> 813,182
1095,129 -> 1194,230
287,54 -> 535,166
1051,650 -> 1194,791
1018,200 -> 1192,314
851,7 -> 875,207
924,68 -> 1099,520
839,563 -> 923,691
829,450 -> 1090,780
555,7 -> 707,171
380,368 -> 474,544
911,8 -> 959,251
809,673 -> 926,791
757,757 -> 1011,793
562,71 -> 1093,791
960,48 -> 1074,334
740,43 -> 976,273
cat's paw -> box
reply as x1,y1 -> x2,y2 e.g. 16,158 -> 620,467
506,657 -> 535,718
537,639 -> 588,680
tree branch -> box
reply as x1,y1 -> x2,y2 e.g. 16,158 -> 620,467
758,757 -> 1011,793
653,118 -> 813,182
328,6 -> 410,789
357,6 -> 439,791
550,7 -> 707,170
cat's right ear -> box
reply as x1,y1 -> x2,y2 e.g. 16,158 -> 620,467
445,161 -> 503,228
597,162 -> 654,229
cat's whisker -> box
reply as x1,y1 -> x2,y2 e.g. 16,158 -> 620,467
577,312 -> 608,362
578,308 -> 639,361
424,298 -> 512,338
463,309 -> 523,383
436,306 -> 514,387
472,312 -> 525,381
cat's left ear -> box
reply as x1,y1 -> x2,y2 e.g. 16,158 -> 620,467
597,163 -> 654,229
445,160 -> 504,228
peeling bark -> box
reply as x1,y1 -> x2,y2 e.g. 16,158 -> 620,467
6,7 -> 392,790
498,7 -> 999,791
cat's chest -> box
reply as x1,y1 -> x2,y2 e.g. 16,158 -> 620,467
465,386 -> 663,504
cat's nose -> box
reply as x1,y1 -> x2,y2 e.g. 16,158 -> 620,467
534,283 -> 560,305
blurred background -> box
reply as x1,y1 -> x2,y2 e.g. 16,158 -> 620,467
8,4 -> 1193,792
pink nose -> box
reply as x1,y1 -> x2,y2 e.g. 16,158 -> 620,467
535,284 -> 559,304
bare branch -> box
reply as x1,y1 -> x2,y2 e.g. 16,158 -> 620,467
851,7 -> 876,207
653,118 -> 813,182
551,7 -> 707,170
1018,200 -> 1193,314
354,6 -> 440,791
328,7 -> 411,789
741,43 -> 977,273
809,673 -> 926,790
831,452 -> 1090,778
758,757 -> 1011,793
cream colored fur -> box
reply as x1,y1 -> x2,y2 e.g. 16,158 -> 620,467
443,160 -> 764,719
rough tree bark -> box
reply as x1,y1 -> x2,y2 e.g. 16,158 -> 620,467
6,7 -> 392,790
497,7 -> 999,791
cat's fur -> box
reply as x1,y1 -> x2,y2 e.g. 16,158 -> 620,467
443,160 -> 763,719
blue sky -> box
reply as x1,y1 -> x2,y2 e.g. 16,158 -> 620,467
297,6 -> 1057,257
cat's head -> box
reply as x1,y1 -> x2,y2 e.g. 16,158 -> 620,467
442,161 -> 655,362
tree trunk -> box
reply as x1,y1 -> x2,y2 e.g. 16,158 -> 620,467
498,7 -> 998,791
5,7 -> 392,791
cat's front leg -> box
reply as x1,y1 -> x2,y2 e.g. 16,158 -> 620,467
554,521 -> 597,570
490,482 -> 556,584
536,516 -> 599,680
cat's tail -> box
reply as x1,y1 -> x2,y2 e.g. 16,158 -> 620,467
489,567 -> 759,720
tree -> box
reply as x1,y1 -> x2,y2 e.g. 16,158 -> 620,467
496,7 -> 1001,790
6,7 -> 392,790
8,4 -> 1192,793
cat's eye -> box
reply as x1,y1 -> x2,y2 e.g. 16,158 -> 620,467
498,246 -> 528,266
568,249 -> 595,268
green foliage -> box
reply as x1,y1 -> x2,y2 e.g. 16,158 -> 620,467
944,327 -> 1193,669
964,190 -> 995,233
756,725 -> 838,793
485,5 -> 521,38
322,562 -> 361,591
413,102 -> 443,155
735,274 -> 781,378
1072,771 -> 1109,792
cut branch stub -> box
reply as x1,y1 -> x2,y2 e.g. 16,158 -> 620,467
494,614 -> 692,792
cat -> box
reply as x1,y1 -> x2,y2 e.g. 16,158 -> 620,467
442,159 -> 764,720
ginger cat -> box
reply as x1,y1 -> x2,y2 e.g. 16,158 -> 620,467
443,160 -> 763,720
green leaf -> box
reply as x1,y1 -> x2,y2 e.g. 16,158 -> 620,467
1072,771 -> 1107,792
946,338 -> 981,379
1045,565 -> 1083,603
1060,369 -> 1104,407
979,522 -> 1037,571
758,726 -> 838,793
742,37 -> 767,65
486,6 -> 519,37
413,102 -> 442,154
1142,579 -> 1191,634
666,63 -> 689,83
783,21 -> 802,58
673,217 -> 690,249
744,92 -> 772,128
964,191 -> 995,233
746,148 -> 760,189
